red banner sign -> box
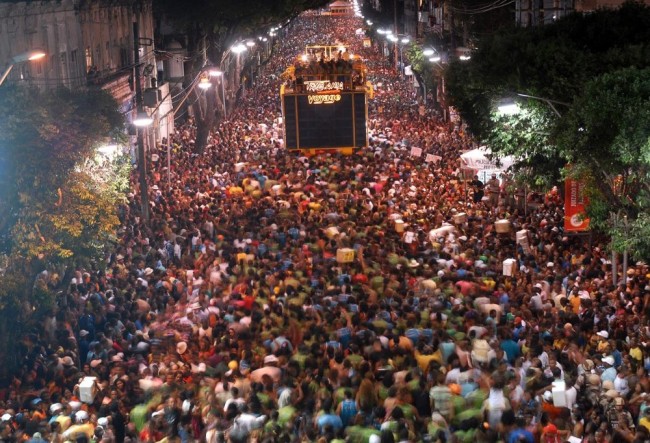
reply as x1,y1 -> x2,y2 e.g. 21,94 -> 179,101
564,179 -> 590,231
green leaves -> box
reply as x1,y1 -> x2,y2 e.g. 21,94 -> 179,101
0,85 -> 123,262
556,67 -> 650,229
446,3 -> 650,258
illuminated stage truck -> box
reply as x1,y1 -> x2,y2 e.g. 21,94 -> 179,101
280,45 -> 373,155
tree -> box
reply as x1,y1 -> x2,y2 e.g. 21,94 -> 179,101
0,85 -> 124,375
556,67 -> 650,259
444,2 -> 650,258
446,1 -> 650,146
154,0 -> 330,153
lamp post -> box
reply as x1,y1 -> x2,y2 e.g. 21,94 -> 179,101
389,35 -> 410,77
133,21 -> 152,222
246,40 -> 256,88
209,69 -> 227,119
231,43 -> 247,95
399,37 -> 410,77
418,48 -> 438,106
0,50 -> 46,86
497,93 -> 569,118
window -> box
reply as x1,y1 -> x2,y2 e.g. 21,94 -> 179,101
120,47 -> 128,68
85,47 -> 93,72
60,52 -> 68,84
69,49 -> 78,80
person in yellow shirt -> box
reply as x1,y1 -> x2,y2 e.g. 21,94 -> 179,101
414,344 -> 442,372
569,293 -> 582,314
629,338 -> 643,364
62,410 -> 94,441
640,408 -> 650,432
595,330 -> 610,354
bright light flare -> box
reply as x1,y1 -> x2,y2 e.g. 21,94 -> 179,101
497,103 -> 520,115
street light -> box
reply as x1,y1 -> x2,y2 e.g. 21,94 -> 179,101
0,49 -> 46,86
497,100 -> 520,115
133,110 -> 153,127
423,48 -> 435,57
498,93 -> 569,117
198,76 -> 212,90
231,43 -> 247,54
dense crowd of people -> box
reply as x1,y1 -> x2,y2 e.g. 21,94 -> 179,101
4,9 -> 650,443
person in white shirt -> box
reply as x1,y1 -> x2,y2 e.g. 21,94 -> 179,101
614,366 -> 630,397
223,387 -> 246,413
233,404 -> 266,433
564,378 -> 578,411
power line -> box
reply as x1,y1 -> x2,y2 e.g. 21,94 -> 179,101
14,49 -> 157,86
450,0 -> 515,14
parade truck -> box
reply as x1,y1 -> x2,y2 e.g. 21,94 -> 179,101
280,44 -> 372,155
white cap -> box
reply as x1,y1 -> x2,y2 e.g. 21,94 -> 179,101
602,356 -> 615,366
75,410 -> 89,422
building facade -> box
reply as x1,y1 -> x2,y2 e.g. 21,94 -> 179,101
0,0 -> 156,112
515,0 -> 650,26
515,0 -> 574,27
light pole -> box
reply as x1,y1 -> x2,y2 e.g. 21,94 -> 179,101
133,21 -> 152,222
231,43 -> 247,95
246,41 -> 256,88
209,69 -> 227,119
419,48 -> 437,106
0,50 -> 46,86
387,34 -> 398,72
398,37 -> 410,77
498,93 -> 569,118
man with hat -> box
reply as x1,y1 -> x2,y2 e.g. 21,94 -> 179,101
486,173 -> 500,209
607,396 -> 635,432
62,410 -> 94,441
595,330 -> 610,354
250,355 -> 282,383
600,355 -> 617,383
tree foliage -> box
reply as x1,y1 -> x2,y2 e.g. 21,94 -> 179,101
0,86 -> 123,261
556,67 -> 650,259
0,85 -> 124,375
445,2 -> 650,259
446,1 -> 650,144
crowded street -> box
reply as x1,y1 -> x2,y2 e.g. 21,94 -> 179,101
4,8 -> 650,443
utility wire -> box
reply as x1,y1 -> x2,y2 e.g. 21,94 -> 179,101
450,0 -> 514,14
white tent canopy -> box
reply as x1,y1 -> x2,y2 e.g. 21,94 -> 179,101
461,147 -> 514,171
460,147 -> 514,182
